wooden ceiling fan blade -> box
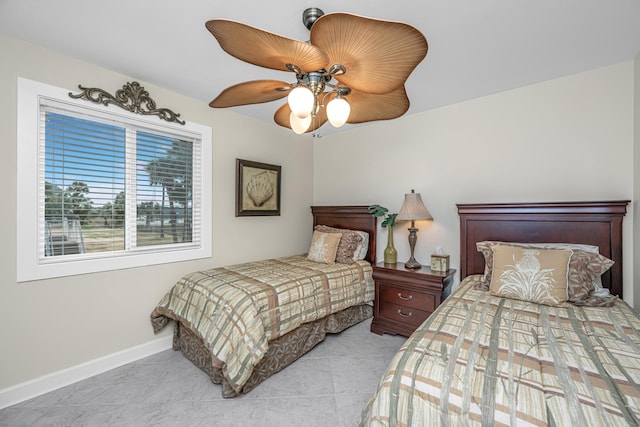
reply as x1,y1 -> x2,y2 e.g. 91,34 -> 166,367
345,87 -> 410,124
206,19 -> 329,72
310,13 -> 428,94
209,80 -> 291,108
274,103 -> 293,129
274,103 -> 327,133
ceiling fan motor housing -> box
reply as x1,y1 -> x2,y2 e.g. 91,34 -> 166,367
302,71 -> 330,95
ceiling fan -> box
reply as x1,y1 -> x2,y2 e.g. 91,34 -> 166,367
206,8 -> 428,135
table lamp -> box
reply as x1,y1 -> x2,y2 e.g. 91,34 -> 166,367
396,189 -> 433,269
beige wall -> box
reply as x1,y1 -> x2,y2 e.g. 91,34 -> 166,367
0,35 -> 314,389
635,51 -> 640,309
314,62 -> 635,301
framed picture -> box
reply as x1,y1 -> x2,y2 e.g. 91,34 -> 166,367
236,159 -> 281,216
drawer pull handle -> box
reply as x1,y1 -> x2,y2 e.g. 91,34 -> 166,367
397,309 -> 413,318
397,292 -> 413,301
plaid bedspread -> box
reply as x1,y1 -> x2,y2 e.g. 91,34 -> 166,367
151,255 -> 373,394
361,275 -> 640,426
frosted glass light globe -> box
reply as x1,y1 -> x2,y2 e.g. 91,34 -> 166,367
287,87 -> 314,119
326,97 -> 350,127
290,112 -> 311,134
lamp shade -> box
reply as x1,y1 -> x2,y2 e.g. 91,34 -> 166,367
396,189 -> 432,221
326,96 -> 350,127
289,112 -> 311,134
287,86 -> 314,118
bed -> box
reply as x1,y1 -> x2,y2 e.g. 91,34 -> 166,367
151,205 -> 377,398
361,200 -> 639,426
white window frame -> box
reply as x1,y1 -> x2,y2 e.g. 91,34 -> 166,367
17,77 -> 212,282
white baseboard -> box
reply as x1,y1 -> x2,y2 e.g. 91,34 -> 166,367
0,335 -> 172,410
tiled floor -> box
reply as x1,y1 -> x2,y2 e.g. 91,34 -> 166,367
0,318 -> 407,427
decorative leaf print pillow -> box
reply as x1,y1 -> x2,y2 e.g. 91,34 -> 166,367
314,225 -> 363,264
306,230 -> 342,264
489,245 -> 572,306
566,249 -> 614,303
476,242 -> 611,303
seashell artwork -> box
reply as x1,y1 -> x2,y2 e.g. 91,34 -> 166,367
236,159 -> 280,216
246,170 -> 275,207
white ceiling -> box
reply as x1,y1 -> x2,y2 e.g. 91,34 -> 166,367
2,0 -> 639,136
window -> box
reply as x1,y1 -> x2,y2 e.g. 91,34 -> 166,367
17,78 -> 212,282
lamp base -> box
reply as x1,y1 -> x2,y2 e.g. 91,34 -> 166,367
404,256 -> 422,269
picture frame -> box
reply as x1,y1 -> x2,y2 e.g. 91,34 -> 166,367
236,159 -> 281,216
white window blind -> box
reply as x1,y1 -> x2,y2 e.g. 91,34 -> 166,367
17,78 -> 212,281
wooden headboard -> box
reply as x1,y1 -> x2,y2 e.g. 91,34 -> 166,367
311,206 -> 377,264
457,201 -> 629,297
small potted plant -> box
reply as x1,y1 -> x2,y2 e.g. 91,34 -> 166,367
368,204 -> 398,264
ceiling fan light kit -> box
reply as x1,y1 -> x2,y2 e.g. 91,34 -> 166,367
325,95 -> 350,128
206,7 -> 428,135
288,86 -> 315,118
290,112 -> 312,134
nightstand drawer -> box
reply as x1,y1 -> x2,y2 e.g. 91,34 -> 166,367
379,284 -> 436,312
379,302 -> 429,328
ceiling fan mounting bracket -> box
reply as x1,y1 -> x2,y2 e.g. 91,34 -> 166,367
285,63 -> 302,74
329,64 -> 346,76
302,7 -> 324,30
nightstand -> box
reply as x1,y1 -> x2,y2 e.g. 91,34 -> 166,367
371,262 -> 456,337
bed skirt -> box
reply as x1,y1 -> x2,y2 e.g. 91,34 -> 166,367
172,303 -> 373,398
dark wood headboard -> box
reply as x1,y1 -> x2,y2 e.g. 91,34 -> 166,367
311,206 -> 377,264
457,201 -> 629,297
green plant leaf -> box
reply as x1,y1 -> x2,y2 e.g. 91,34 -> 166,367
369,205 -> 397,228
367,205 -> 388,218
381,213 -> 397,228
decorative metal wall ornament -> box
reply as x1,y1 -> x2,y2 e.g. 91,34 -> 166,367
69,81 -> 185,125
